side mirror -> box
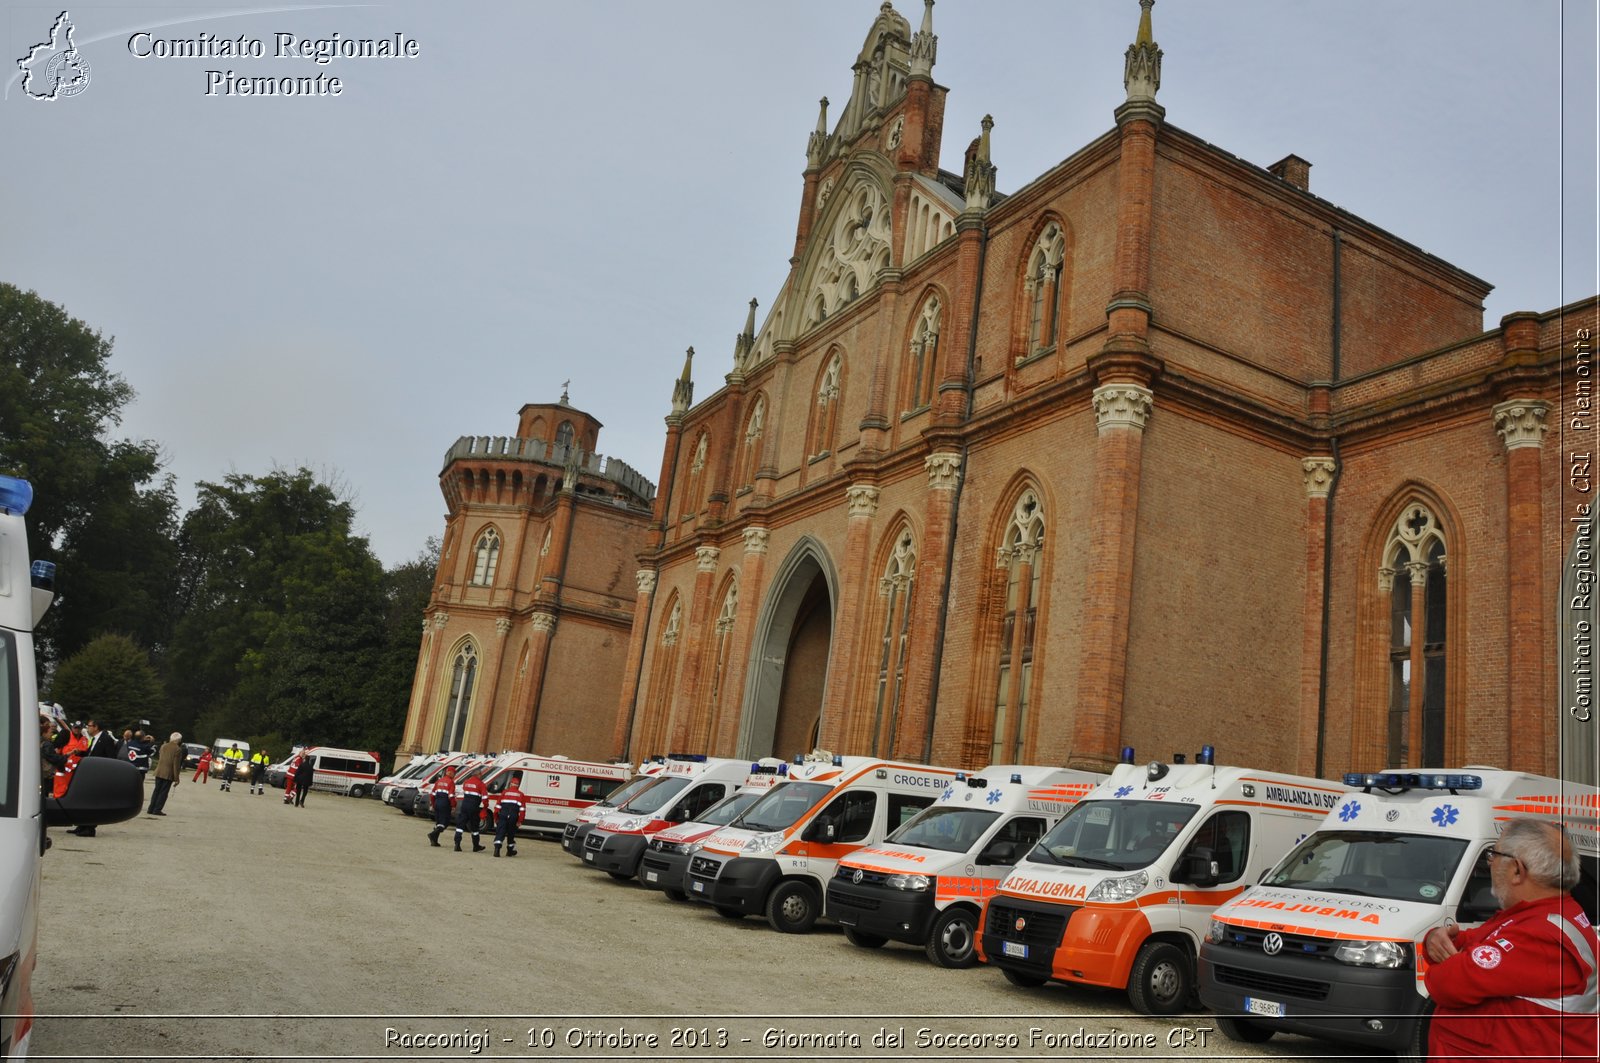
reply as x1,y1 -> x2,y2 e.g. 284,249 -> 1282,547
45,757 -> 143,827
806,816 -> 837,842
978,840 -> 1019,866
1176,846 -> 1218,888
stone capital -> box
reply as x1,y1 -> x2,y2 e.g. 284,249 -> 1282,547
695,546 -> 721,571
635,569 -> 657,595
743,527 -> 770,555
432,612 -> 450,630
530,612 -> 557,634
1092,383 -> 1154,432
495,618 -> 512,638
925,452 -> 962,491
1302,457 -> 1338,498
846,484 -> 881,519
1493,399 -> 1550,451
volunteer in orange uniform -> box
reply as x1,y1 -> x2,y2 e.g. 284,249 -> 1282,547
492,773 -> 527,858
1422,818 -> 1597,1063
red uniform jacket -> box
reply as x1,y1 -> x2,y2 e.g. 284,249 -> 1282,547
494,785 -> 527,826
1424,894 -> 1598,1062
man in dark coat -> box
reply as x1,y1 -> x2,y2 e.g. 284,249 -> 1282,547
148,732 -> 184,816
292,752 -> 315,807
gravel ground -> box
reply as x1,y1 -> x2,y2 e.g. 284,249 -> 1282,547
29,780 -> 1366,1062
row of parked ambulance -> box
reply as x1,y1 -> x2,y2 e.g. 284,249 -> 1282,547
377,742 -> 1597,1058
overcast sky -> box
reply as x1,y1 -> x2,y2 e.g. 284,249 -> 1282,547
3,0 -> 1595,567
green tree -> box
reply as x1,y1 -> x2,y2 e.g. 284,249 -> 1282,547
48,632 -> 164,729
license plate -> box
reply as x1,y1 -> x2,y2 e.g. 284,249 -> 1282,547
1244,997 -> 1284,1018
1002,941 -> 1029,959
583,852 -> 594,862
645,871 -> 658,883
691,880 -> 705,893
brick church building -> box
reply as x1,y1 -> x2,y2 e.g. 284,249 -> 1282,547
402,1 -> 1594,782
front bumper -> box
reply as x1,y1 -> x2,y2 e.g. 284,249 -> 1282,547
562,821 -> 596,857
581,831 -> 646,875
639,848 -> 691,893
686,854 -> 781,912
978,895 -> 1075,983
1197,941 -> 1423,1051
826,876 -> 936,945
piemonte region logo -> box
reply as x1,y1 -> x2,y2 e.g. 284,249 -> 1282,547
18,11 -> 91,100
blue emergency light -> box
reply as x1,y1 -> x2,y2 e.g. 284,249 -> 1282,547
32,560 -> 55,591
1342,771 -> 1483,793
668,752 -> 707,762
0,476 -> 33,516
831,754 -> 843,766
1120,746 -> 1136,764
955,772 -> 967,782
1198,744 -> 1216,766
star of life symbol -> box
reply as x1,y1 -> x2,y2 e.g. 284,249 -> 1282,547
985,788 -> 1002,805
18,11 -> 91,101
1338,799 -> 1361,822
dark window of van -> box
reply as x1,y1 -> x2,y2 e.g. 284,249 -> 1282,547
819,791 -> 877,843
576,776 -> 624,801
674,782 -> 726,822
1178,810 -> 1250,884
888,792 -> 934,831
320,756 -> 372,775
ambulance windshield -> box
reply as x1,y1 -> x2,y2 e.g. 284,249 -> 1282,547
599,774 -> 661,809
1025,800 -> 1199,871
699,790 -> 762,827
734,781 -> 832,832
886,806 -> 1000,854
619,776 -> 689,813
1265,830 -> 1468,905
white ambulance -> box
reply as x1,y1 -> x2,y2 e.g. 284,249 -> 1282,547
294,746 -> 382,798
559,759 -> 669,855
1,476 -> 140,1058
581,755 -> 769,879
980,749 -> 1352,1014
828,765 -> 1103,967
1198,768 -> 1600,1056
638,761 -> 792,900
477,753 -> 631,836
684,752 -> 961,933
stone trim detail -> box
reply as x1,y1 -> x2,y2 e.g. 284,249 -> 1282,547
1493,399 -> 1550,451
846,484 -> 881,518
495,618 -> 513,637
743,527 -> 770,555
1092,384 -> 1154,432
432,612 -> 450,630
695,546 -> 721,571
635,569 -> 657,595
530,612 -> 556,634
1302,457 -> 1338,498
925,452 -> 962,491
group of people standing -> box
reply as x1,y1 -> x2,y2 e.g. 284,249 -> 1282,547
425,763 -> 527,857
190,744 -> 315,806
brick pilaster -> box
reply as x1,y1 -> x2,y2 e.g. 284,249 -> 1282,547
1495,399 -> 1550,772
1298,458 -> 1336,776
467,617 -> 513,753
896,453 -> 962,760
712,529 -> 770,754
502,613 -> 556,753
611,569 -> 658,759
820,486 -> 880,750
670,547 -> 722,749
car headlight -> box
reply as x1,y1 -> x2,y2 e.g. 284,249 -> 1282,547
741,831 -> 786,856
1086,871 -> 1148,903
1334,939 -> 1410,968
684,838 -> 707,855
1208,918 -> 1227,944
886,874 -> 930,891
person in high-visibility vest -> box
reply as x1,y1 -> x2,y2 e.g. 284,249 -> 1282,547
248,749 -> 270,795
220,743 -> 245,792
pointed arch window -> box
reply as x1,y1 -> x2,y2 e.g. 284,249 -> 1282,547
1380,504 -> 1448,766
643,599 -> 684,756
811,355 -> 843,458
680,432 -> 709,522
906,296 -> 941,412
739,397 -> 766,488
993,490 -> 1045,762
706,580 -> 740,740
440,640 -> 479,752
555,421 -> 575,448
471,527 -> 501,586
872,529 -> 917,756
1024,223 -> 1067,359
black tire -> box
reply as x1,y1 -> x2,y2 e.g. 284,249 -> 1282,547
1000,966 -> 1047,988
1215,1016 -> 1274,1044
714,906 -> 745,920
765,880 -> 821,934
1127,940 -> 1192,1016
925,906 -> 979,968
842,926 -> 887,948
663,888 -> 688,902
350,785 -> 366,799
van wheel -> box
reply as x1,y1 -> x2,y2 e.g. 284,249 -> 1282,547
663,888 -> 688,902
842,927 -> 886,949
1001,967 -> 1047,988
714,906 -> 745,920
765,880 -> 820,934
1127,940 -> 1191,1015
1215,1017 -> 1273,1043
350,785 -> 366,799
926,907 -> 979,968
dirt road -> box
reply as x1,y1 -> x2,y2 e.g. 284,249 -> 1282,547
29,780 -> 1350,1061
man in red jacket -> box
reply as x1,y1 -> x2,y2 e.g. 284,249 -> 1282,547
454,771 -> 487,852
1422,818 -> 1597,1062
491,773 -> 527,858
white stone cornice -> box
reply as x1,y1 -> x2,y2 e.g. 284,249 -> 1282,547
1302,457 -> 1338,498
743,527 -> 770,555
432,612 -> 450,630
846,484 -> 881,518
1493,399 -> 1551,451
495,618 -> 512,637
635,569 -> 657,595
1092,384 -> 1154,432
530,612 -> 556,634
696,546 -> 721,571
925,452 -> 962,491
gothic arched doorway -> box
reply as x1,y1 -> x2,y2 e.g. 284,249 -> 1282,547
739,538 -> 836,758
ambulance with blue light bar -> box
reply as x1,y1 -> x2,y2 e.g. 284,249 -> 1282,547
1198,768 -> 1599,1056
1,477 -> 140,1058
638,760 -> 793,900
559,758 -> 669,856
684,752 -> 960,934
980,746 -> 1352,1015
579,754 -> 754,879
827,765 -> 1102,967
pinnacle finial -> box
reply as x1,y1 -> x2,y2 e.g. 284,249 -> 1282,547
1136,0 -> 1154,45
815,96 -> 829,135
680,346 -> 694,383
963,114 -> 996,212
1124,0 -> 1162,105
743,297 -> 759,336
671,346 -> 695,415
910,0 -> 937,76
807,97 -> 831,168
559,380 -> 571,405
733,299 -> 759,369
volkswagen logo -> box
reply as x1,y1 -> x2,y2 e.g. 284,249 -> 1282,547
1262,932 -> 1284,956
851,869 -> 864,885
1014,916 -> 1027,932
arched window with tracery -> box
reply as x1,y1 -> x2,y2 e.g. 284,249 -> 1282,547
739,397 -> 766,488
906,295 -> 940,412
705,578 -> 740,742
556,421 -> 575,448
643,598 -> 684,756
679,431 -> 709,523
1380,502 -> 1449,766
471,527 -> 501,586
992,489 -> 1045,762
871,528 -> 917,755
439,639 -> 479,752
810,355 -> 843,459
1023,223 -> 1067,360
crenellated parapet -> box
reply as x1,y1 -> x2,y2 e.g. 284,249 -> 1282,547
441,436 -> 656,510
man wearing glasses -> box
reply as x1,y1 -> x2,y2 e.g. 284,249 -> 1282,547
1421,818 -> 1597,1062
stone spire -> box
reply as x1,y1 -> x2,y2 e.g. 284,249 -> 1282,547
670,346 -> 695,415
806,97 -> 830,169
963,114 -> 995,212
909,0 -> 937,77
732,297 -> 758,369
1123,0 -> 1162,106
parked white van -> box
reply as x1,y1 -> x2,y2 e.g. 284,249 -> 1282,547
294,746 -> 382,798
478,753 -> 632,836
1,476 -> 140,1057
